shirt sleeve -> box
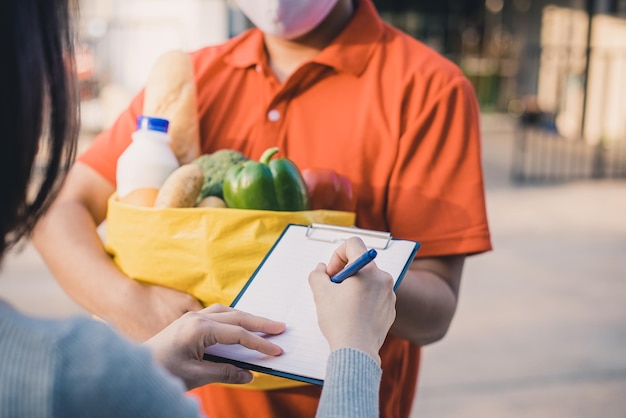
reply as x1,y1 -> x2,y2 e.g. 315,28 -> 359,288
387,76 -> 492,257
54,318 -> 202,418
315,348 -> 382,418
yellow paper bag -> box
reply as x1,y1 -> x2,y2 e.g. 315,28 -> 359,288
104,195 -> 355,390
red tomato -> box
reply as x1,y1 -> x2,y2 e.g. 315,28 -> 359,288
301,168 -> 356,212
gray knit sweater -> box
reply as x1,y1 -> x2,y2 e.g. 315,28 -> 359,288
0,301 -> 381,418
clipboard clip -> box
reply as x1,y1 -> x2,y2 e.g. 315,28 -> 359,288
305,223 -> 392,250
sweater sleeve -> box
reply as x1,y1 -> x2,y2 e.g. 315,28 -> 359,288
53,318 -> 203,418
315,348 -> 382,418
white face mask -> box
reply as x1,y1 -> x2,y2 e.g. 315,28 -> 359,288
235,0 -> 340,40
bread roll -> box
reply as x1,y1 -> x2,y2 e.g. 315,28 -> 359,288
143,50 -> 201,164
196,196 -> 227,208
154,164 -> 204,208
119,188 -> 159,207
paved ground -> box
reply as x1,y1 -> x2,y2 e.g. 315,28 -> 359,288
411,114 -> 626,417
1,114 -> 625,417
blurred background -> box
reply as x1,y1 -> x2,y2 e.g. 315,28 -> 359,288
2,0 -> 625,417
73,0 -> 626,181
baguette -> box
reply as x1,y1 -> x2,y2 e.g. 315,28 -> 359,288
143,50 -> 201,164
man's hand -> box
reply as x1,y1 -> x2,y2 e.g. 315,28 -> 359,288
116,284 -> 205,341
144,304 -> 285,390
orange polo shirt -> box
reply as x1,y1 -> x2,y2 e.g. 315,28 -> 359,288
79,0 -> 491,417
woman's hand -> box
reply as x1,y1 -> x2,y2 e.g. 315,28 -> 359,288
308,237 -> 396,365
144,304 -> 285,390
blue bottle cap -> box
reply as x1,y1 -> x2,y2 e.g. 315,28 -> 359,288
136,115 -> 169,133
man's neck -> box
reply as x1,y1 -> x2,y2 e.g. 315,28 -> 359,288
264,0 -> 354,83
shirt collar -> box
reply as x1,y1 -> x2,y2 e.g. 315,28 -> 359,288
225,0 -> 385,77
225,29 -> 266,69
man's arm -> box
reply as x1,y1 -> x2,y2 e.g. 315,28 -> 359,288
32,162 -> 202,341
391,255 -> 465,346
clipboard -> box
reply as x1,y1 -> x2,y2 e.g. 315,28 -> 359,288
203,223 -> 421,386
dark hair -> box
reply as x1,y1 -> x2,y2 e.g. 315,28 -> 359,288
0,0 -> 79,260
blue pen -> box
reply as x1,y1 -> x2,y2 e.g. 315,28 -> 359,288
330,248 -> 378,283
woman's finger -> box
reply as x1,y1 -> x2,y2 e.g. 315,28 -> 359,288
195,361 -> 254,385
325,237 -> 368,276
204,309 -> 286,335
202,321 -> 283,356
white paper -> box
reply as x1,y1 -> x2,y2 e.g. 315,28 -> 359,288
204,224 -> 419,383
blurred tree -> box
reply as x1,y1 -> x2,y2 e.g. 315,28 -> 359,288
373,0 -> 482,14
372,0 -> 484,64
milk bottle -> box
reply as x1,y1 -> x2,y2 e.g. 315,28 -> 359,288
116,116 -> 180,204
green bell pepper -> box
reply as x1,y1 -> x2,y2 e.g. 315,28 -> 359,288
223,147 -> 310,211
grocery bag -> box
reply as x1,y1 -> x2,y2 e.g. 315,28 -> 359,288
104,194 -> 355,390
